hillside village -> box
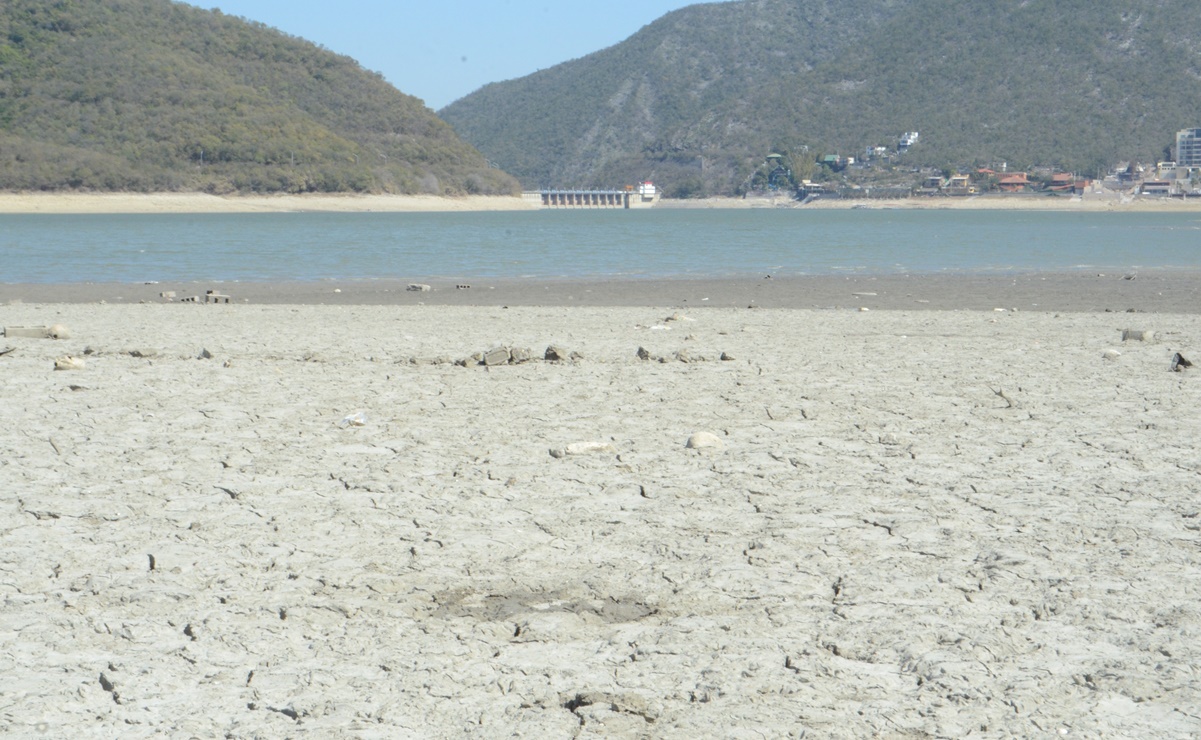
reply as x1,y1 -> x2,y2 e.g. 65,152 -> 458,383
746,127 -> 1201,203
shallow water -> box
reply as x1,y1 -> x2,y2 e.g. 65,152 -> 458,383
2,208 -> 1199,283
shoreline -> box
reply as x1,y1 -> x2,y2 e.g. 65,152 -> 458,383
4,190 -> 1201,213
5,271 -> 1200,313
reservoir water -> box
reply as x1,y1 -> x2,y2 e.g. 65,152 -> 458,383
2,208 -> 1199,284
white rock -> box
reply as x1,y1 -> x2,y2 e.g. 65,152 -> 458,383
54,355 -> 85,371
549,441 -> 615,458
1102,349 -> 1122,361
686,431 -> 723,450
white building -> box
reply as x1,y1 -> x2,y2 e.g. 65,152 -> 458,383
1176,128 -> 1201,168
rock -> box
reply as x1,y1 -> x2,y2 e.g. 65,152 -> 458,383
509,347 -> 534,364
545,345 -> 568,362
1171,352 -> 1192,372
1121,329 -> 1155,342
47,324 -> 70,339
197,348 -> 213,360
1102,349 -> 1122,361
686,431 -> 723,450
406,283 -> 431,292
720,351 -> 736,361
549,441 -> 615,458
5,325 -> 53,338
53,356 -> 85,371
636,346 -> 651,361
674,350 -> 695,363
482,347 -> 511,366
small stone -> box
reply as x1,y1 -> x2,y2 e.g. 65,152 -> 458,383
550,441 -> 616,458
509,347 -> 534,364
482,347 -> 511,366
1102,349 -> 1121,361
720,351 -> 735,361
54,356 -> 85,371
197,348 -> 213,360
636,346 -> 651,361
545,345 -> 567,361
47,324 -> 70,339
686,431 -> 723,450
1121,329 -> 1155,342
406,283 -> 431,292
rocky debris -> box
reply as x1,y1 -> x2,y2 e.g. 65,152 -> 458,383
483,347 -> 512,366
5,324 -> 70,339
197,348 -> 213,360
406,355 -> 454,366
1171,352 -> 1192,372
1122,329 -> 1156,342
1102,349 -> 1122,361
457,345 -> 563,366
544,345 -> 581,362
508,347 -> 534,364
549,441 -> 615,458
406,283 -> 432,292
638,346 -> 732,363
53,355 -> 85,371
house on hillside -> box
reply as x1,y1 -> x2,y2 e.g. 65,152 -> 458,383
997,172 -> 1031,192
916,174 -> 946,195
944,174 -> 976,195
1047,173 -> 1092,195
819,154 -> 847,172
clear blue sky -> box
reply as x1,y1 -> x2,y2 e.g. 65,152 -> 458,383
192,0 -> 706,110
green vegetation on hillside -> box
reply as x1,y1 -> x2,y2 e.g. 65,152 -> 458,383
0,0 -> 518,194
441,0 -> 1201,196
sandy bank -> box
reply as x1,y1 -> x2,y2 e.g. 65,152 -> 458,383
663,193 -> 1201,212
2,302 -> 1199,736
5,271 -> 1201,314
0,192 -> 539,214
5,190 -> 1201,213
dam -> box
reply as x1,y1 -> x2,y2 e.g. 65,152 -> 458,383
523,181 -> 659,209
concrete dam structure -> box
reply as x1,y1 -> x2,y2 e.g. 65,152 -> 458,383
524,182 -> 660,209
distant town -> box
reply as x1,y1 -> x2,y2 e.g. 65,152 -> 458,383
748,128 -> 1201,203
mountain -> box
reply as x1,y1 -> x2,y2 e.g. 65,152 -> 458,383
0,0 -> 518,194
440,0 -> 1201,196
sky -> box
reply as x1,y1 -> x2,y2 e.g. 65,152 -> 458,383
192,0 -> 706,111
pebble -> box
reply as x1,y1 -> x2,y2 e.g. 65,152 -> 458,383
550,441 -> 615,458
53,356 -> 85,371
686,431 -> 723,450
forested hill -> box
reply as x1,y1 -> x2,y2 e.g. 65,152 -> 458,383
0,0 -> 518,194
441,0 -> 1201,196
